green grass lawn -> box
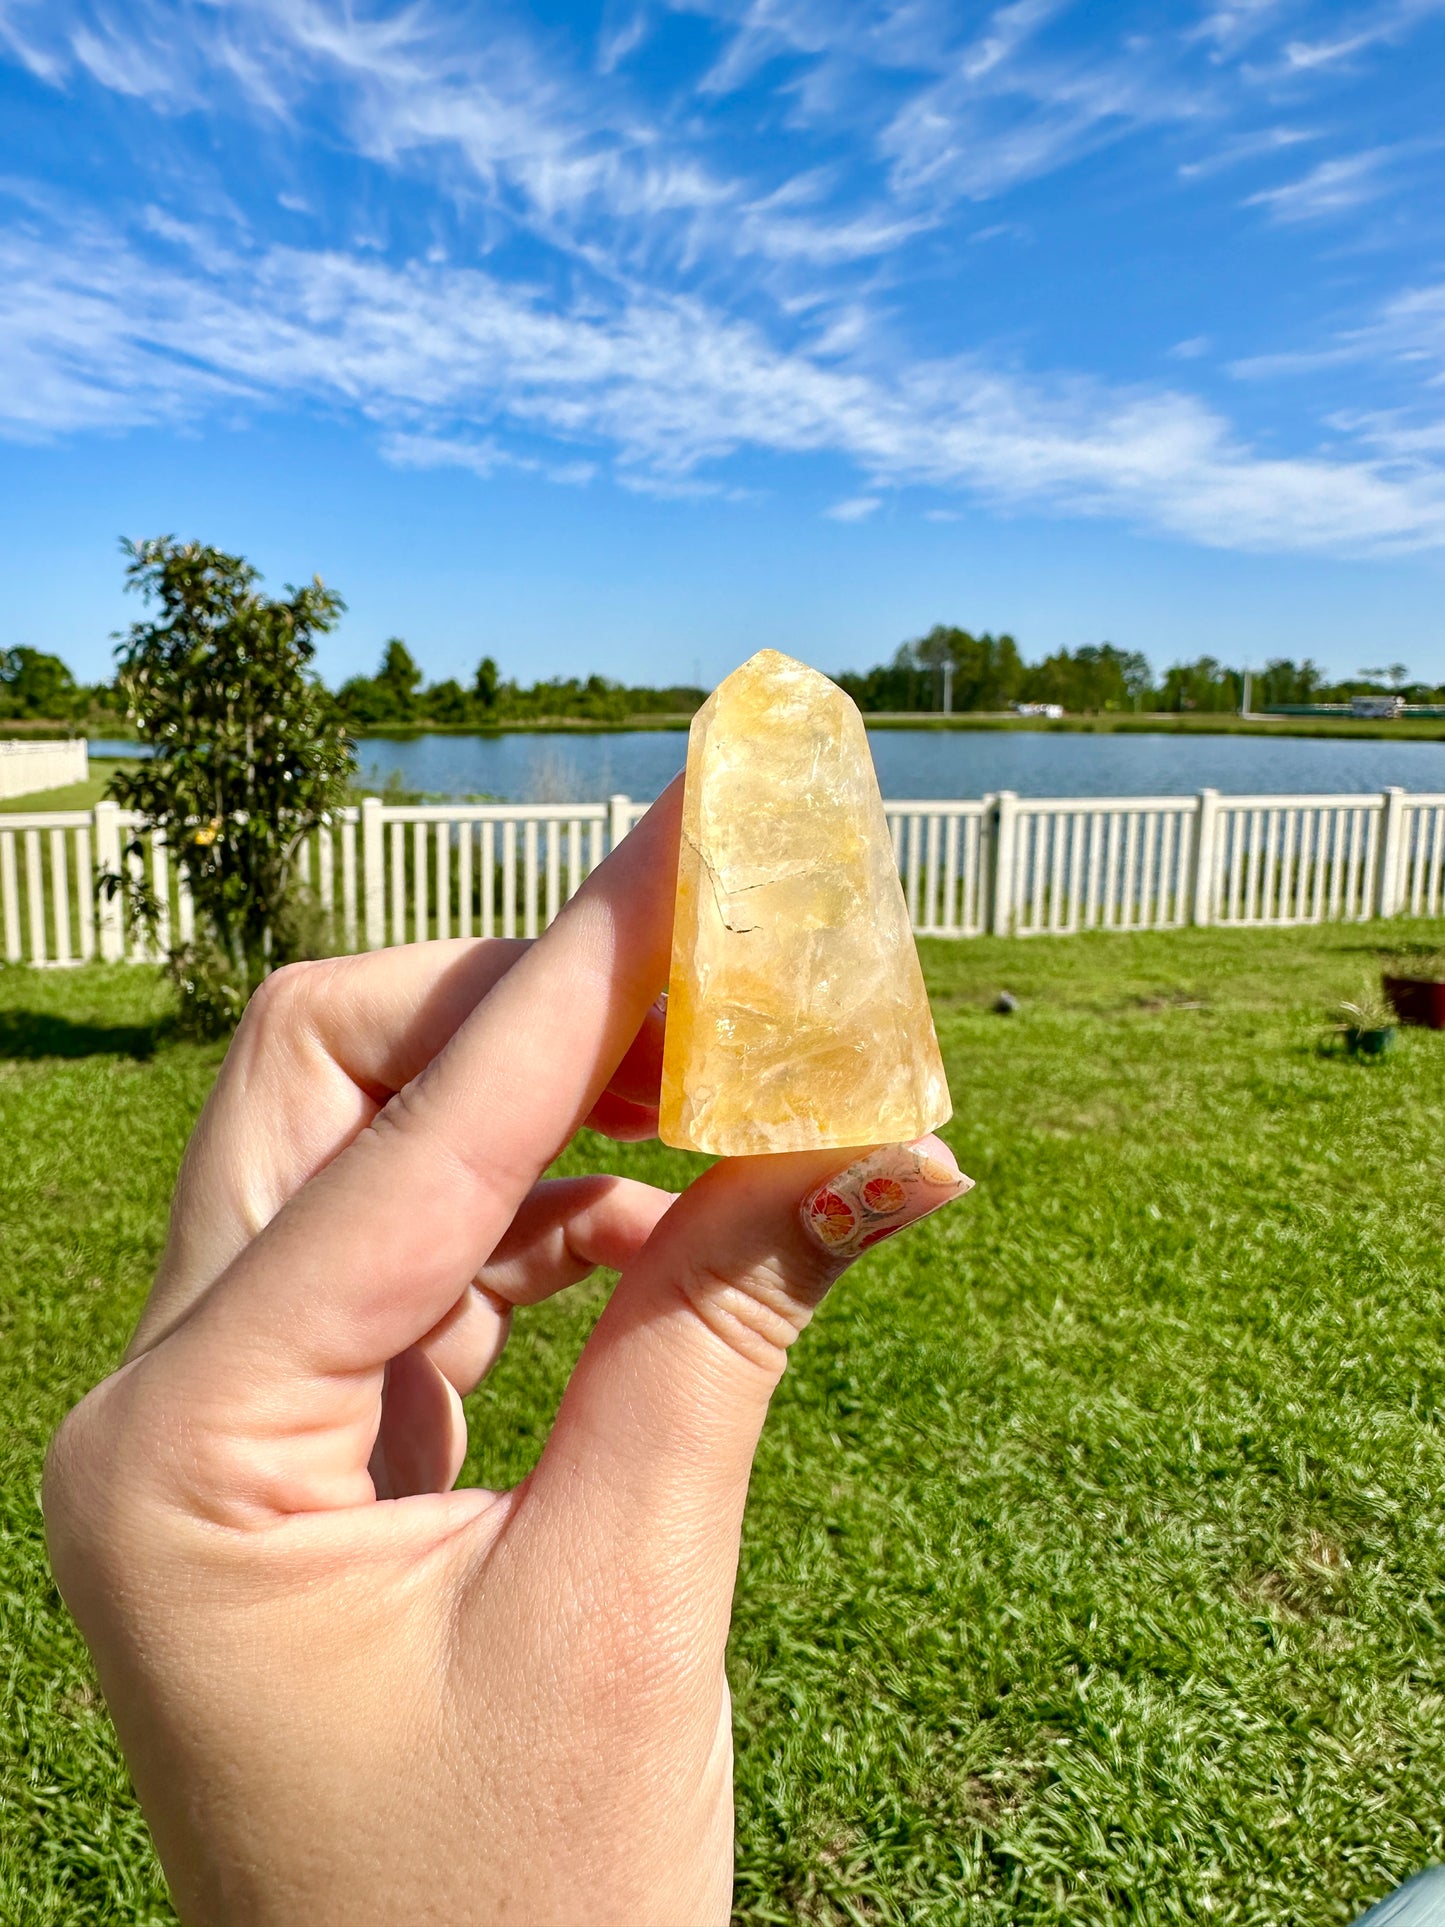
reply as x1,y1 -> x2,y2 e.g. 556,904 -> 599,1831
0,761 -> 137,814
3,923 -> 1444,1925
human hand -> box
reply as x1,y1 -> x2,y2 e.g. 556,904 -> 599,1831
43,781 -> 971,1926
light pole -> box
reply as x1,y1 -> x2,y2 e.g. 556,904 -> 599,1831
941,659 -> 954,715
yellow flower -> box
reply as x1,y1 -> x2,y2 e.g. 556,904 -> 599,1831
192,818 -> 222,847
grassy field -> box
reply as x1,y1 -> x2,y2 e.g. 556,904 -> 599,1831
0,761 -> 136,814
3,923 -> 1444,1925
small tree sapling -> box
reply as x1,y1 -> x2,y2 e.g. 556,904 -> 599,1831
106,536 -> 354,1033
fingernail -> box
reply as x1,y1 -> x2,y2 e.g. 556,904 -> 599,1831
800,1139 -> 973,1260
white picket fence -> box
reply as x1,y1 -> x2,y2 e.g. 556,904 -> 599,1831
0,738 -> 88,800
2,788 -> 1444,968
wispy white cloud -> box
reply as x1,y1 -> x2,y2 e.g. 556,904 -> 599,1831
0,0 -> 66,80
1233,276 -> 1445,379
4,0 -> 1445,569
878,13 -> 1214,205
1282,28 -> 1381,68
68,15 -> 189,99
1177,122 -> 1317,179
1327,408 -> 1445,457
0,1 -> 753,252
1243,145 -> 1399,220
1279,0 -> 1445,71
3,205 -> 1444,555
596,6 -> 651,73
664,0 -> 1444,223
1191,0 -> 1294,60
383,429 -> 597,486
4,0 -> 1438,283
969,220 -> 1032,244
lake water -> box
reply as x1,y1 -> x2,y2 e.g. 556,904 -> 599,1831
89,728 -> 1445,803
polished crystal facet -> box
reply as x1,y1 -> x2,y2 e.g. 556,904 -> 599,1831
659,648 -> 952,1156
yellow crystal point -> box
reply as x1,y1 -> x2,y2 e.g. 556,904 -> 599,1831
659,648 -> 951,1156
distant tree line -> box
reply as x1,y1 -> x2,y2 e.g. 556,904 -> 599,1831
332,638 -> 704,728
0,637 -> 706,730
836,625 -> 1441,714
3,620 -> 1439,731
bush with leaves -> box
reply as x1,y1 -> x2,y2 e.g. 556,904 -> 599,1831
106,536 -> 354,1034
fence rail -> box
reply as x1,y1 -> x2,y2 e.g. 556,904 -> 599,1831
2,787 -> 1442,968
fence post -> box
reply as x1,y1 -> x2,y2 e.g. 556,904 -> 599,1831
93,800 -> 124,961
990,791 -> 1019,936
1377,786 -> 1408,919
608,793 -> 632,855
362,796 -> 385,950
1191,789 -> 1220,927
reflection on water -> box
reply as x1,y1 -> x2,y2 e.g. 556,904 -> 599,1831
88,728 -> 1445,803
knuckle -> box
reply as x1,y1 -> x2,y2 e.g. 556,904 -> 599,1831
670,1252 -> 818,1374
237,957 -> 332,1044
40,1402 -> 88,1527
41,1390 -> 114,1582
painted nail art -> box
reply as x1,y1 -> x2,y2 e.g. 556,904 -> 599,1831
800,1142 -> 973,1260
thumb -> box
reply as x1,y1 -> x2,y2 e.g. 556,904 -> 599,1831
529,1137 -> 972,1627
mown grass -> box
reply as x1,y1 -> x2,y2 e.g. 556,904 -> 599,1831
0,762 -> 137,814
3,922 -> 1444,1925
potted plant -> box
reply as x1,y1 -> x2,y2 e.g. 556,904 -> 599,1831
1331,992 -> 1397,1058
1382,948 -> 1445,1029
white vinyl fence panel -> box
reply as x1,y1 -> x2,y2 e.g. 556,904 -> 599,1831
1398,793 -> 1445,918
887,801 -> 991,937
1200,795 -> 1385,927
1,786 -> 1439,968
0,738 -> 88,800
996,794 -> 1199,937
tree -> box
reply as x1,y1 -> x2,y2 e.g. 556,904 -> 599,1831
334,639 -> 428,727
1255,658 -> 1324,708
334,671 -> 396,727
108,537 -> 353,1033
378,638 -> 422,717
1160,656 -> 1240,713
907,625 -> 1027,711
1022,642 -> 1152,713
474,655 -> 499,711
836,643 -> 928,712
0,646 -> 80,719
424,677 -> 471,723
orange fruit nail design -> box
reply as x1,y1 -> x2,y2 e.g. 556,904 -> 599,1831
860,1175 -> 907,1216
807,1189 -> 857,1245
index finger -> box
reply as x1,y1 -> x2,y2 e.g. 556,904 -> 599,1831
136,941 -> 665,1356
152,779 -> 682,1510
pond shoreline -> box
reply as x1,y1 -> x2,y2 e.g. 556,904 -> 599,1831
23,710 -> 1445,745
345,712 -> 1445,743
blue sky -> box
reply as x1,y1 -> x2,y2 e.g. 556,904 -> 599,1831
2,0 -> 1444,690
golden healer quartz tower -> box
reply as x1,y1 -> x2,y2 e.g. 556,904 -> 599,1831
659,649 -> 952,1156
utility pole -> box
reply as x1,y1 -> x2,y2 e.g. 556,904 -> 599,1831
1241,667 -> 1252,719
941,658 -> 954,715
